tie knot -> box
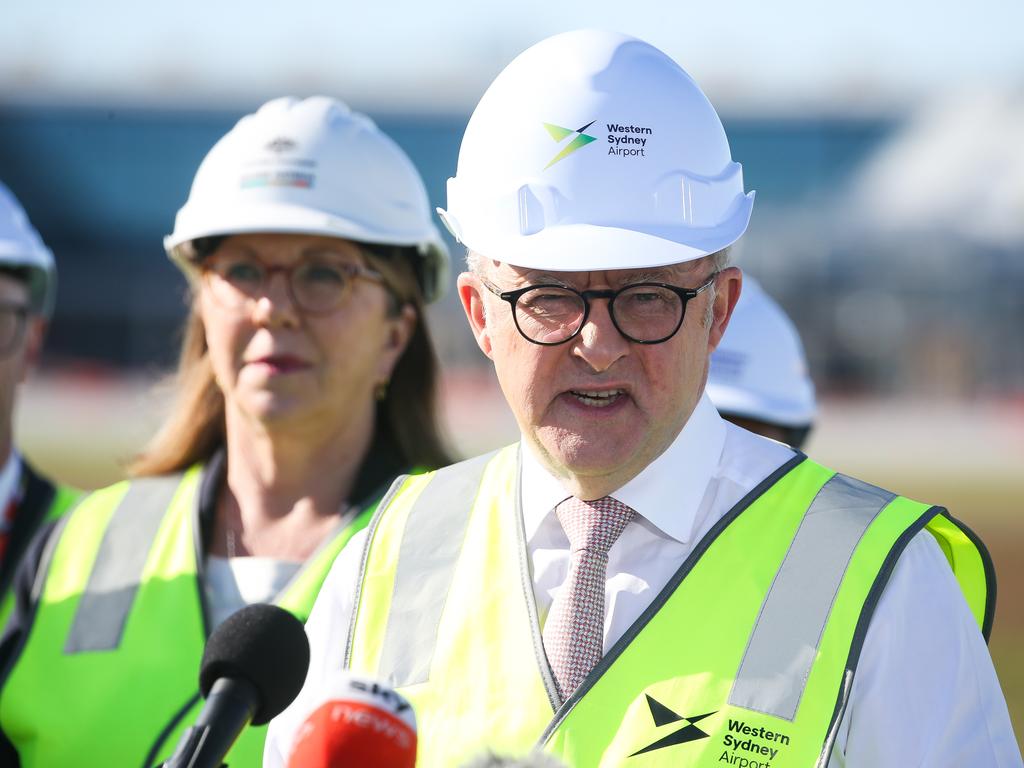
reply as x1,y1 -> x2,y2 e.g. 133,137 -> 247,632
555,496 -> 635,557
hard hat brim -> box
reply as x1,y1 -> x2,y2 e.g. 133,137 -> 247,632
439,191 -> 753,272
705,382 -> 817,428
165,200 -> 443,254
164,201 -> 450,302
0,241 -> 56,317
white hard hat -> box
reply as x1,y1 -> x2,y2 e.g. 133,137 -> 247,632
165,96 -> 449,303
439,29 -> 754,272
0,181 -> 56,317
707,277 -> 816,428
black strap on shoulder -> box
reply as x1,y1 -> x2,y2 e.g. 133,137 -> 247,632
0,462 -> 57,596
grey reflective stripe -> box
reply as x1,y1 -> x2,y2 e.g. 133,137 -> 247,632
64,475 -> 183,653
31,514 -> 71,606
344,473 -> 411,667
728,473 -> 896,720
377,452 -> 495,687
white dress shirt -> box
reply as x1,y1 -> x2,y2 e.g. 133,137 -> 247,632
204,556 -> 301,629
266,395 -> 1021,767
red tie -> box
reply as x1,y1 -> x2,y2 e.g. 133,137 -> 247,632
0,496 -> 19,564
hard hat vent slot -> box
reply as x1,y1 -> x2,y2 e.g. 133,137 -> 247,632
648,163 -> 748,230
517,184 -> 546,236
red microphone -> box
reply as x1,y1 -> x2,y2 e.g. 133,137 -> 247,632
287,672 -> 417,767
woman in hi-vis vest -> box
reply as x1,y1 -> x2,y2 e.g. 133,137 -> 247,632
0,96 -> 451,767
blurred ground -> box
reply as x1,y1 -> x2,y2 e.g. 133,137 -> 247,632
18,370 -> 1023,747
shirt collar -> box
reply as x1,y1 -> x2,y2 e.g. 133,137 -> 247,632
520,393 -> 727,545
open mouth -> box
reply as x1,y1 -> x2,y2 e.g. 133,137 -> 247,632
569,389 -> 626,408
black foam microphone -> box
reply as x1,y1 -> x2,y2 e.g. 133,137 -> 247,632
164,603 -> 310,768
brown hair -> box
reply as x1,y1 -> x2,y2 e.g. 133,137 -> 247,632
130,240 -> 452,477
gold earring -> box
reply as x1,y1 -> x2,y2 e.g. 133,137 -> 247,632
374,380 -> 389,401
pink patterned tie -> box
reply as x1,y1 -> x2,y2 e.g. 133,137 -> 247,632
543,496 -> 636,700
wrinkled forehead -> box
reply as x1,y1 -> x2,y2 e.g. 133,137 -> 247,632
480,253 -> 713,286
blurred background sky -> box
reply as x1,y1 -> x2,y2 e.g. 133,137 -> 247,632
3,0 -> 1024,112
4,0 -> 1024,380
3,0 -> 1024,743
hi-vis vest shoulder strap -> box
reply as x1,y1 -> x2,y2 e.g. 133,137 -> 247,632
346,447 -> 994,768
0,465 -> 375,768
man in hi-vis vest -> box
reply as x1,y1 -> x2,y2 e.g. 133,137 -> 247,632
267,31 -> 1021,767
0,183 -> 77,602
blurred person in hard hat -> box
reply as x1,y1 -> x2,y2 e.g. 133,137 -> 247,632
0,183 -> 78,601
267,32 -> 1020,768
0,96 -> 452,767
706,276 -> 815,449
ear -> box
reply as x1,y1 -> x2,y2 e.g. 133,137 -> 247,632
707,267 -> 742,353
457,272 -> 494,359
377,303 -> 417,381
18,317 -> 47,383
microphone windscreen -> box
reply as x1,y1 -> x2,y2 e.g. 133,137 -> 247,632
287,672 -> 417,768
199,603 -> 310,725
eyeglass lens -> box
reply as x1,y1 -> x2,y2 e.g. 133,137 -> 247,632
205,256 -> 356,314
513,284 -> 685,344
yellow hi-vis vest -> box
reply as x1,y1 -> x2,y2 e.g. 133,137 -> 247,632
346,447 -> 994,768
0,464 -> 378,768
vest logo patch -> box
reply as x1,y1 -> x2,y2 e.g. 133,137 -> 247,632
629,695 -> 715,757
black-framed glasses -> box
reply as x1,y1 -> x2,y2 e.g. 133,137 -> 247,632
0,301 -> 30,358
479,273 -> 718,345
201,254 -> 388,316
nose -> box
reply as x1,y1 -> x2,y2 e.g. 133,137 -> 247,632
251,271 -> 300,327
570,298 -> 630,373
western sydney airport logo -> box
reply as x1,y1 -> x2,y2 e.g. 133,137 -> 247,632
628,699 -> 790,766
629,695 -> 714,757
542,120 -> 598,169
542,120 -> 653,168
